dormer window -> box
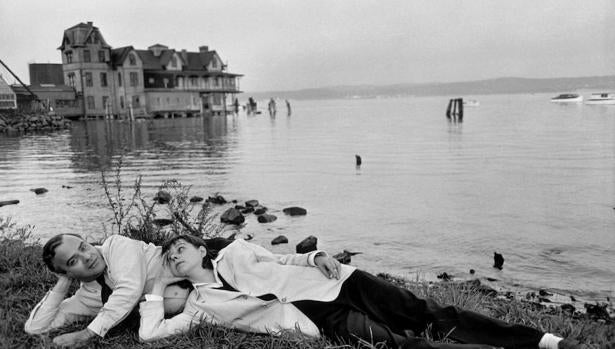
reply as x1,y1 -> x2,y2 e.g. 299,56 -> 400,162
129,54 -> 136,66
170,56 -> 177,68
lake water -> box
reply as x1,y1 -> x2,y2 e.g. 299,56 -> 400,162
1,93 -> 613,303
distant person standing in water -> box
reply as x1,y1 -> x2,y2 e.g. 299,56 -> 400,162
268,98 -> 277,117
285,99 -> 291,116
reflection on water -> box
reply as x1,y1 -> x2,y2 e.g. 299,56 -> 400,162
0,95 -> 614,303
68,116 -> 234,171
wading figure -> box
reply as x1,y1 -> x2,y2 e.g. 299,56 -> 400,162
24,234 -> 186,347
138,235 -> 591,349
268,98 -> 277,117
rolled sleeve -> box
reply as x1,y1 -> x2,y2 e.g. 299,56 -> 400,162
25,282 -> 101,335
138,297 -> 199,342
307,251 -> 327,267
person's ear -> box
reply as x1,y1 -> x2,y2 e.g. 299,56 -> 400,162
198,246 -> 207,257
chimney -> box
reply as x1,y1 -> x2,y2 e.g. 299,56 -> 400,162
87,21 -> 93,26
199,46 -> 208,53
181,49 -> 188,62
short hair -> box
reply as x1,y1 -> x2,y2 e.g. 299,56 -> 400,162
161,235 -> 233,270
42,233 -> 84,273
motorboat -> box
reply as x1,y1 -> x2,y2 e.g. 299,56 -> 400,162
550,93 -> 583,103
463,99 -> 480,107
585,92 -> 615,105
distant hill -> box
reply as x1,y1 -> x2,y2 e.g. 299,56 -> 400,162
244,76 -> 615,101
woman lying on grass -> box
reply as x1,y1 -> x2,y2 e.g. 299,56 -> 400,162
138,234 -> 603,349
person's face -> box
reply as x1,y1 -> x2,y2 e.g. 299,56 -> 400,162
165,239 -> 207,277
52,235 -> 106,282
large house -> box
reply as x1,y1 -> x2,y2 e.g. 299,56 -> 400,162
58,21 -> 242,119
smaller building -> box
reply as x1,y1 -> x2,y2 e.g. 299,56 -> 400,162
0,75 -> 17,109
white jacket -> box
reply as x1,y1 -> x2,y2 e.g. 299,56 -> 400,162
139,239 -> 356,341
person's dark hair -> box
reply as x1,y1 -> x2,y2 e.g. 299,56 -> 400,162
42,233 -> 84,273
162,235 -> 234,270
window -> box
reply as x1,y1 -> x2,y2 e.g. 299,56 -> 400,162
129,54 -> 136,66
129,72 -> 139,87
215,77 -> 220,87
100,73 -> 107,87
118,72 -> 122,86
65,51 -> 73,63
98,50 -> 105,62
120,96 -> 124,109
132,95 -> 140,107
170,56 -> 177,68
84,50 -> 91,63
86,96 -> 95,109
102,96 -> 109,109
156,97 -> 160,106
67,72 -> 75,87
85,72 -> 93,87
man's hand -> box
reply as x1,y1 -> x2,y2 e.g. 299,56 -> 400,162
314,253 -> 341,279
52,328 -> 96,347
51,274 -> 73,294
152,266 -> 186,296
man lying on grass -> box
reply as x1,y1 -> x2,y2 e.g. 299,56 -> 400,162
24,233 -> 189,347
139,234 -> 600,349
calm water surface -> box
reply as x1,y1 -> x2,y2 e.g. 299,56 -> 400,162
1,93 -> 613,302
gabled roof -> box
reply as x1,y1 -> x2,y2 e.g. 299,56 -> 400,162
110,46 -> 135,67
135,50 -> 164,70
58,22 -> 110,50
183,50 -> 219,70
159,50 -> 176,66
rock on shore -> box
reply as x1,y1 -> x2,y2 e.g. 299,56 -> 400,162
0,110 -> 71,133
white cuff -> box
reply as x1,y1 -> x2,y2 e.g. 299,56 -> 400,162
145,294 -> 164,302
308,251 -> 327,266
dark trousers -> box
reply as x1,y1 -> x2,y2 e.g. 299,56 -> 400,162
293,270 -> 544,349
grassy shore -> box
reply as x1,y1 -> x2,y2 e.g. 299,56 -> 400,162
1,227 -> 613,348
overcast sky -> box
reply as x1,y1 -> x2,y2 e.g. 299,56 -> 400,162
1,0 -> 614,92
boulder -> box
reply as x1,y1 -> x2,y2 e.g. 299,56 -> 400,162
189,196 -> 204,203
154,190 -> 172,204
271,235 -> 288,245
220,208 -> 245,225
254,206 -> 268,215
245,200 -> 259,208
0,200 -> 19,207
257,214 -> 277,223
296,235 -> 318,253
234,205 -> 246,210
283,206 -> 307,216
437,272 -> 452,281
241,207 -> 254,214
206,195 -> 227,204
333,250 -> 362,264
584,303 -> 610,321
31,188 -> 48,195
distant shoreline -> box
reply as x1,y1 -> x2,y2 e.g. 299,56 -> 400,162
244,75 -> 615,101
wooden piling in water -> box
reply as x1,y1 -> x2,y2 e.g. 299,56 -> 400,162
446,98 -> 464,123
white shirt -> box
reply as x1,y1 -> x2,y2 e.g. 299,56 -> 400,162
24,235 -> 164,337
